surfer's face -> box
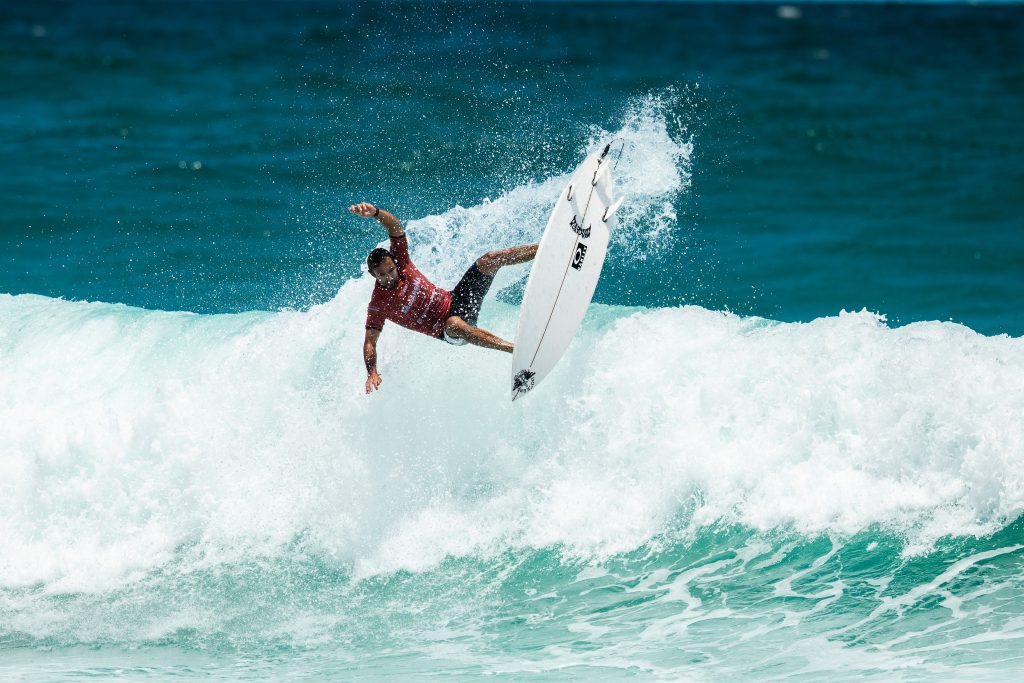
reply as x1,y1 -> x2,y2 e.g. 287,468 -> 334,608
370,257 -> 400,289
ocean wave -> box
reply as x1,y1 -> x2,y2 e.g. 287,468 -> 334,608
2,94 -> 1021,597
2,287 -> 1021,595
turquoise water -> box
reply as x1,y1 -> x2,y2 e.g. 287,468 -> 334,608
2,1 -> 1024,680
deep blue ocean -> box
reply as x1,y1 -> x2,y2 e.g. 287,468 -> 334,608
2,1 -> 1023,681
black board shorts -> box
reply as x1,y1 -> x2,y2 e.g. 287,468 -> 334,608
443,264 -> 495,344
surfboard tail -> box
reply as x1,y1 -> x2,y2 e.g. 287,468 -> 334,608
511,369 -> 536,401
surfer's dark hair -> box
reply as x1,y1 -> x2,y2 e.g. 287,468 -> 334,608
367,248 -> 393,272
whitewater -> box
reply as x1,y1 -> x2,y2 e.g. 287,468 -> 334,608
3,103 -> 1024,681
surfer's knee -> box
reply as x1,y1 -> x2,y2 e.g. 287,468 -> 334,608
444,315 -> 470,338
475,250 -> 502,276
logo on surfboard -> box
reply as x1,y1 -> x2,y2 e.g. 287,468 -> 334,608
512,369 -> 536,397
571,243 -> 588,270
569,215 -> 591,239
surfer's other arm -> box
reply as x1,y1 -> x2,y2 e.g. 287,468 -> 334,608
363,327 -> 383,394
349,202 -> 405,238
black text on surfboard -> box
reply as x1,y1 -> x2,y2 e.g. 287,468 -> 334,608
569,215 -> 591,239
571,243 -> 588,270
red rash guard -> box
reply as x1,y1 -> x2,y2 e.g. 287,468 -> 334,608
365,235 -> 452,339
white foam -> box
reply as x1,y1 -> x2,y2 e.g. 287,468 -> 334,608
3,292 -> 1022,592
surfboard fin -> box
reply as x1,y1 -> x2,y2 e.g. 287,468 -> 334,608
603,197 -> 624,223
591,162 -> 610,187
566,184 -> 574,201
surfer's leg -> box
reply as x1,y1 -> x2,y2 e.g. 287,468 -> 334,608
446,246 -> 536,343
475,244 -> 538,276
444,316 -> 513,354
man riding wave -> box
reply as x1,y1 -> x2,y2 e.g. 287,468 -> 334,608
350,202 -> 538,394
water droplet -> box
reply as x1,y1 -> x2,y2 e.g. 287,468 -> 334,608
777,5 -> 802,20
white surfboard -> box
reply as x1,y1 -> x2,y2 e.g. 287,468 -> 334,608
511,143 -> 623,401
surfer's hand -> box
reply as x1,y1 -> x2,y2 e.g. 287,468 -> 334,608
349,202 -> 378,218
365,369 -> 382,394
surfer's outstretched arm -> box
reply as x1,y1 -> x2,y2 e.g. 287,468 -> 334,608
444,316 -> 513,354
349,202 -> 405,238
363,327 -> 383,393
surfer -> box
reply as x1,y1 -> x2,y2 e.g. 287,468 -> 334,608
350,202 -> 538,394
